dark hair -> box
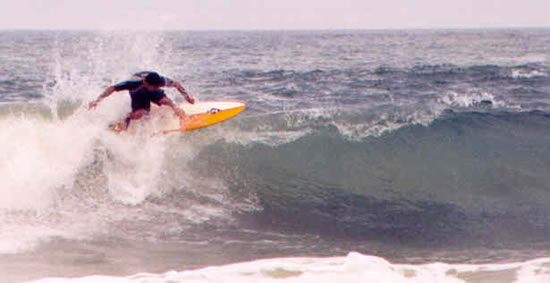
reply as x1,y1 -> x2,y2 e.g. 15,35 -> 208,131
144,72 -> 165,86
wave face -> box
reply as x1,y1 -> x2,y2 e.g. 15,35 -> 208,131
0,29 -> 550,281
200,110 -> 550,246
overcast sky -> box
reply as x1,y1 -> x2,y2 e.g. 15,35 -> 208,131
1,0 -> 549,30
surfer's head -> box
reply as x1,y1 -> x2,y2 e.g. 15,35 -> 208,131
143,72 -> 165,90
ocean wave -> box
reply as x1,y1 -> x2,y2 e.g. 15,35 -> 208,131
28,252 -> 550,283
1,108 -> 549,258
194,110 -> 550,245
1,30 -> 549,270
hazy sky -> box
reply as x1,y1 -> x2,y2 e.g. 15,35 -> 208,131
1,0 -> 549,30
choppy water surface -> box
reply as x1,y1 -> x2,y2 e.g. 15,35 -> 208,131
0,29 -> 549,282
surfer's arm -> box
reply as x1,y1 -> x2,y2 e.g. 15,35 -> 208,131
165,78 -> 195,104
159,96 -> 186,118
88,86 -> 116,109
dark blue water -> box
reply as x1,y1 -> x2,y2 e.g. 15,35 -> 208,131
0,29 -> 549,282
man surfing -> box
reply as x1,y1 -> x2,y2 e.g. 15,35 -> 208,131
88,71 -> 195,131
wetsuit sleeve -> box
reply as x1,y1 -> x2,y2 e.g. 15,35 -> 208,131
114,80 -> 142,91
162,77 -> 175,87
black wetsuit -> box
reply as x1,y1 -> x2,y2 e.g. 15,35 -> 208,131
114,80 -> 167,112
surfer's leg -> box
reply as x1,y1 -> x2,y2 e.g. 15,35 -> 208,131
116,109 -> 149,131
129,109 -> 148,120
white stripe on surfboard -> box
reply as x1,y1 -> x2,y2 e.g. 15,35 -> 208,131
180,100 -> 245,115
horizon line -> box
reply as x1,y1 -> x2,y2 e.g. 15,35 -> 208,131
1,25 -> 549,32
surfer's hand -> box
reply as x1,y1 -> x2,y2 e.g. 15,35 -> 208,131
173,81 -> 195,104
174,107 -> 186,118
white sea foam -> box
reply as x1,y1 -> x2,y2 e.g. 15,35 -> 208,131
0,113 -> 99,210
100,132 -> 168,205
331,119 -> 405,140
512,69 -> 546,79
28,252 -> 550,283
0,29 -> 190,209
438,91 -> 515,109
0,31 -> 224,254
0,109 -> 226,253
221,127 -> 312,146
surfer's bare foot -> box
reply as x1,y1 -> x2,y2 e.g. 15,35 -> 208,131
173,107 -> 186,119
109,120 -> 127,132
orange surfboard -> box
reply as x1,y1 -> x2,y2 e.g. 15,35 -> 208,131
110,100 -> 246,134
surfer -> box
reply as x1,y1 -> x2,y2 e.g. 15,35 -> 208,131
88,71 -> 195,131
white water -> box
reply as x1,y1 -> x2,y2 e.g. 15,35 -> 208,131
28,252 -> 550,283
0,31 -> 213,254
0,114 -> 96,210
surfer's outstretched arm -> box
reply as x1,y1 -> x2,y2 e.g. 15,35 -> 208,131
165,78 -> 195,104
89,86 -> 116,109
158,96 -> 186,118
